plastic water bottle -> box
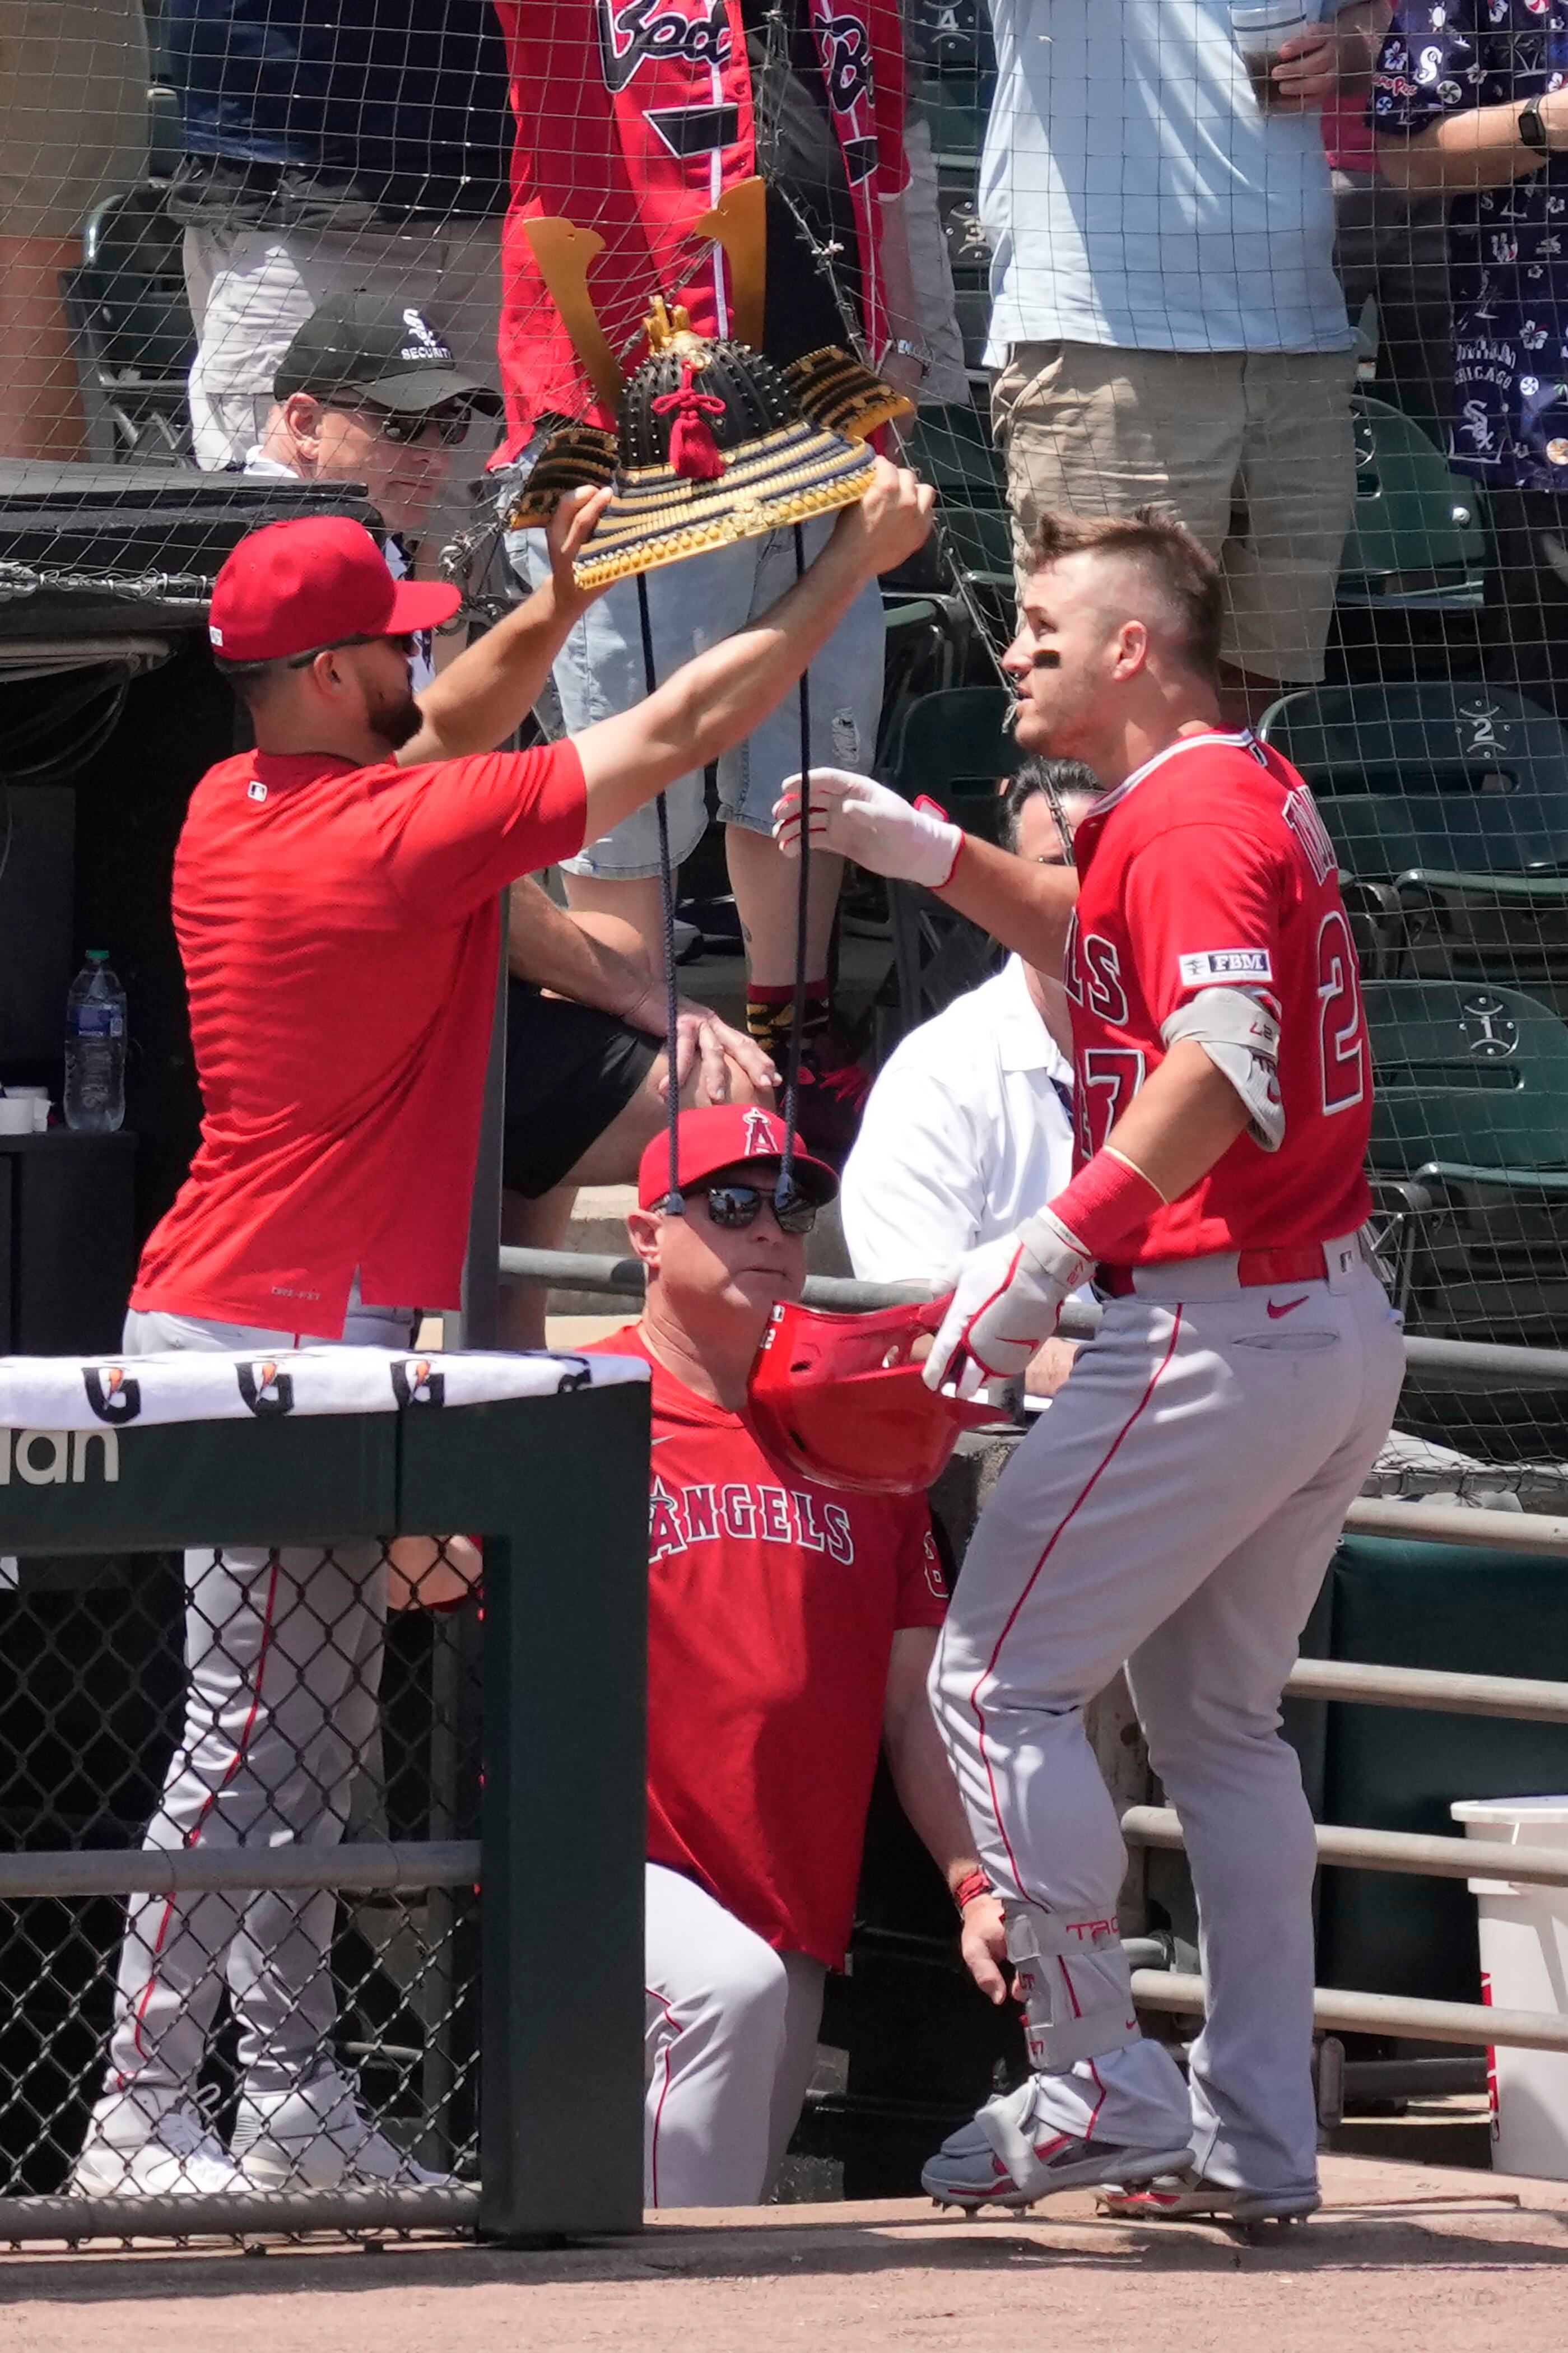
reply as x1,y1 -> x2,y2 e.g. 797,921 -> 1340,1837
64,951 -> 127,1134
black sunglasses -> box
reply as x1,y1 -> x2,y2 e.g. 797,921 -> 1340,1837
356,401 -> 476,449
694,1182 -> 819,1235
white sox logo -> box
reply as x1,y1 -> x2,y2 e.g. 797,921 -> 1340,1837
236,1360 -> 295,1416
595,0 -> 731,91
392,1358 -> 446,1407
82,1366 -> 142,1425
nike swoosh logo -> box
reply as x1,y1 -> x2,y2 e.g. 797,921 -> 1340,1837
1267,1296 -> 1309,1319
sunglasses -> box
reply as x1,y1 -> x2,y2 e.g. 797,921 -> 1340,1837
356,402 -> 476,449
693,1182 -> 819,1236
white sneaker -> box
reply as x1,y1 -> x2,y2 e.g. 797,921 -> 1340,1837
233,2066 -> 454,2190
71,2103 -> 248,2198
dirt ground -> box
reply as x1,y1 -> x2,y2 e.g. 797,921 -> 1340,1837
2,2154 -> 1566,2353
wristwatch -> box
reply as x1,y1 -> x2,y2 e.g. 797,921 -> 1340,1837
885,336 -> 932,379
1520,99 -> 1550,154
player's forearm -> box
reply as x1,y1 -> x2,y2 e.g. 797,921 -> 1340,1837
1376,105 -> 1551,196
933,833 -> 1079,974
883,1679 -> 986,1892
1101,1039 -> 1251,1205
399,576 -> 589,765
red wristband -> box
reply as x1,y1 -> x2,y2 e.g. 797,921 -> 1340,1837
1048,1150 -> 1166,1262
953,1867 -> 994,1912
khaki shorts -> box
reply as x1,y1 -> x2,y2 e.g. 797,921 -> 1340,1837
993,342 -> 1357,685
0,1 -> 148,246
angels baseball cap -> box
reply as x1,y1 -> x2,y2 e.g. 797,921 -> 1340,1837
637,1105 -> 839,1210
273,297 -> 504,417
207,515 -> 460,663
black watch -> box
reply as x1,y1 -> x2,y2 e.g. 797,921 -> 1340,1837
1520,99 -> 1550,153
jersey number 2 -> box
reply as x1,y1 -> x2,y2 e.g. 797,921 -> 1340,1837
1316,910 -> 1367,1114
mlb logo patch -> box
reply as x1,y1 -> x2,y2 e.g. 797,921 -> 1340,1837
1178,948 -> 1273,985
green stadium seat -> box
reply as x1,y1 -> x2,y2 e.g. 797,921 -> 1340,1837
1338,396 -> 1486,612
1362,979 -> 1568,1456
63,188 -> 195,464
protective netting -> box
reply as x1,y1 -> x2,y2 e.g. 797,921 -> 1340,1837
0,1534 -> 480,2198
4,3 -> 1568,1466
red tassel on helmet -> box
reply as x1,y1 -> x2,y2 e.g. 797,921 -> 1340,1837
653,360 -> 727,482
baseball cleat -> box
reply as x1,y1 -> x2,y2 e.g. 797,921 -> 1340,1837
1096,2169 -> 1322,2226
921,2080 -> 1193,2213
71,2104 -> 248,2197
233,2064 -> 455,2190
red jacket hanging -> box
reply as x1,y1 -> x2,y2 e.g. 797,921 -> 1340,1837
490,0 -> 908,458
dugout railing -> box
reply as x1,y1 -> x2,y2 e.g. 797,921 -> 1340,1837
0,1370 -> 648,2244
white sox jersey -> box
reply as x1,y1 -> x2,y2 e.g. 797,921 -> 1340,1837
1063,728 -> 1373,1261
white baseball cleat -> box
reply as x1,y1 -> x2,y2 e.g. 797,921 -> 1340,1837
922,2080 -> 1193,2213
233,2065 -> 455,2190
1096,2169 -> 1322,2226
71,2103 -> 249,2197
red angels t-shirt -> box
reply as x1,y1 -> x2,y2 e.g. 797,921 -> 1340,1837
585,1324 -> 948,1968
1063,729 -> 1373,1263
131,740 -> 586,1332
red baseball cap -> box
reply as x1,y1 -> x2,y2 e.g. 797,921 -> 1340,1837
637,1105 -> 839,1209
207,515 -> 460,663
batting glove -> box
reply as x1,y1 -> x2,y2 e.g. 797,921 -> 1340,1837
773,767 -> 963,889
924,1210 -> 1096,1392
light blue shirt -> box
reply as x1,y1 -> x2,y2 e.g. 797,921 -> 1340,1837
980,0 -> 1355,359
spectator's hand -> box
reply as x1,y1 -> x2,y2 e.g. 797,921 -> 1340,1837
774,765 -> 962,886
623,978 -> 779,1100
830,455 -> 934,576
1025,1336 -> 1080,1399
1268,20 -> 1353,110
959,1890 -> 1009,2004
547,483 -> 613,612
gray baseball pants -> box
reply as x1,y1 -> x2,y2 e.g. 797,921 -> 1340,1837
931,1245 -> 1403,2196
101,1300 -> 411,2111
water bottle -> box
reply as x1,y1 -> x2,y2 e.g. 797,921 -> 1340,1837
64,951 -> 127,1134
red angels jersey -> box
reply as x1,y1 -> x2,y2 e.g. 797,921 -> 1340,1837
1063,729 -> 1372,1263
584,1324 -> 946,1966
491,0 -> 908,454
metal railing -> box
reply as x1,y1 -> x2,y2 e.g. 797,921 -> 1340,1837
501,1247 -> 1568,1385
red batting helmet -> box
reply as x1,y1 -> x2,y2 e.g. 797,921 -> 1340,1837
747,1295 -> 998,1496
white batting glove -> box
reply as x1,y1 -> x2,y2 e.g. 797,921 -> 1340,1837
773,767 -> 962,889
924,1211 -> 1096,1392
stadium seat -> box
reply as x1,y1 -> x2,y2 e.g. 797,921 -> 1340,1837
1338,396 -> 1486,612
63,189 -> 196,464
1258,680 -> 1568,805
1362,979 -> 1568,1456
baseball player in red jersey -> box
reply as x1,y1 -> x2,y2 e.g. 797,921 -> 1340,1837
585,1105 -> 1008,2206
774,508 -> 1404,2224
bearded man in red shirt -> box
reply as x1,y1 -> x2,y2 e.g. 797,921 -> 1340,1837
585,1104 -> 1006,2206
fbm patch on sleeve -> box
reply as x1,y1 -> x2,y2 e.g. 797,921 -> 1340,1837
1177,948 -> 1274,987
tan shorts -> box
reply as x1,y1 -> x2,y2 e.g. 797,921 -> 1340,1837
0,0 -> 148,247
993,342 -> 1357,685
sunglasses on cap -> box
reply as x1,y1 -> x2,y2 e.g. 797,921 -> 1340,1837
354,401 -> 476,449
690,1181 -> 820,1235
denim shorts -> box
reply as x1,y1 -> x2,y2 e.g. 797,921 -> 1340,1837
507,514 -> 885,881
